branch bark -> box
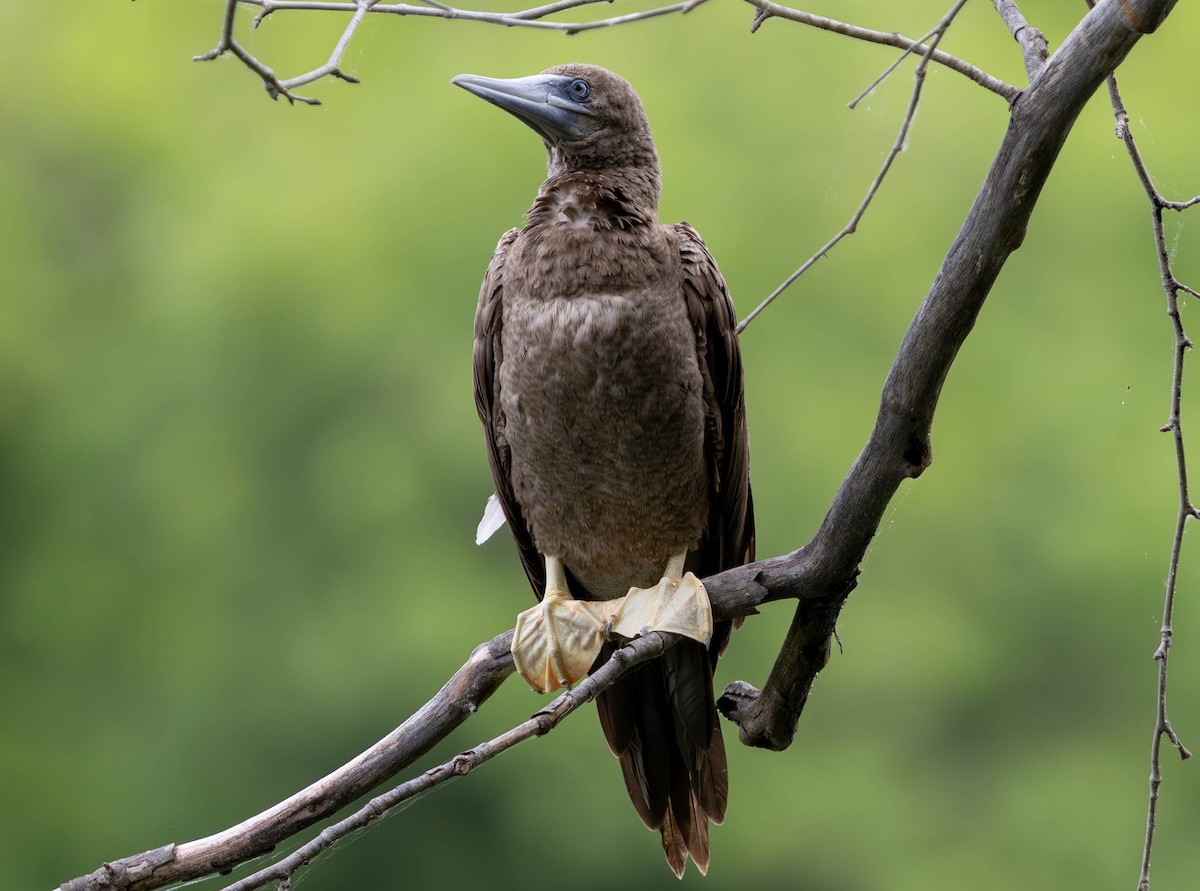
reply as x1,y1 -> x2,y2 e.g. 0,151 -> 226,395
219,631 -> 684,891
715,0 -> 1180,750
53,567 -> 790,891
58,632 -> 517,891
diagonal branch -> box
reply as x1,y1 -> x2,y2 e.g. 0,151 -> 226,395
53,560 -> 786,891
56,631 -> 517,891
217,631 -> 680,891
719,0 -> 1181,750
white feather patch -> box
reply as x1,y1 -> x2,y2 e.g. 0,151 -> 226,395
475,492 -> 507,545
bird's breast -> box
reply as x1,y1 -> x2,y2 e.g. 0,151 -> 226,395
499,287 -> 709,597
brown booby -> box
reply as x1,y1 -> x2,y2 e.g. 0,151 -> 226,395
454,63 -> 754,878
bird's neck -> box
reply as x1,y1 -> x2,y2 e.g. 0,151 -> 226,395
527,168 -> 661,232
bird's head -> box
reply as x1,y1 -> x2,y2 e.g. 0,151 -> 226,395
452,64 -> 659,178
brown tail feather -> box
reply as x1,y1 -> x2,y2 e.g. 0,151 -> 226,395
660,802 -> 689,879
682,772 -> 712,876
594,636 -> 729,877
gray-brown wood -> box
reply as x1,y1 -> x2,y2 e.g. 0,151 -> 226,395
57,633 -> 516,891
991,0 -> 1049,80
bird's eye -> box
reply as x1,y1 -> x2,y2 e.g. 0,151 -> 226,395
567,79 -> 591,101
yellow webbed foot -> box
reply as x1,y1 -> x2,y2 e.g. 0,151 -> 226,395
512,591 -> 612,694
609,570 -> 713,647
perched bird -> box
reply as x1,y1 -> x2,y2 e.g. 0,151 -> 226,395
454,64 -> 754,878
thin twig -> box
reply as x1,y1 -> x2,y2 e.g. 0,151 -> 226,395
1100,69 -> 1197,891
991,0 -> 1049,80
200,0 -> 1015,104
205,0 -> 709,101
507,0 -> 615,19
274,0 -> 376,94
737,0 -> 968,334
249,0 -> 710,32
246,0 -> 639,23
194,0 -> 320,104
847,24 -> 937,110
744,0 -> 1020,102
218,632 -> 678,891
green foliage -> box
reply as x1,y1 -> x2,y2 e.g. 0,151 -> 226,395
1,2 -> 1198,889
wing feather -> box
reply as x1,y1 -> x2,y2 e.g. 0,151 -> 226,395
674,221 -> 756,582
473,229 -> 545,597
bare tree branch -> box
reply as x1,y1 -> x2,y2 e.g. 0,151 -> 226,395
196,0 -> 711,102
218,631 -> 681,891
743,0 -> 1020,102
197,0 -> 1021,106
269,0 -> 375,96
57,631 -> 517,891
1095,56 -> 1198,891
194,0 -> 320,105
53,556 -> 790,891
737,1 -> 963,334
51,546 -> 800,891
991,0 -> 1049,80
246,0 -> 711,32
718,0 -> 1181,750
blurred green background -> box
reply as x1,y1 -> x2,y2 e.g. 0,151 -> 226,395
3,2 -> 1198,889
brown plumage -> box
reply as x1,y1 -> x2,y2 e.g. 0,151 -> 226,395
456,63 -> 754,877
